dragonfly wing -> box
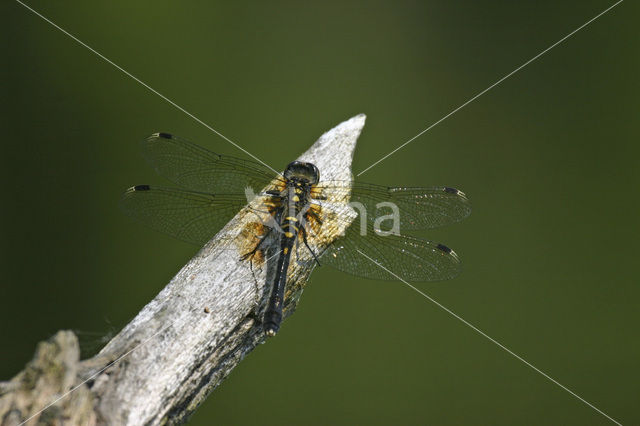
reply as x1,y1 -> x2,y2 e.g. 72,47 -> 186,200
319,220 -> 462,282
120,185 -> 249,245
316,181 -> 470,230
142,133 -> 282,194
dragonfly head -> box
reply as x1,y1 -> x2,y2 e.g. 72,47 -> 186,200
284,161 -> 319,185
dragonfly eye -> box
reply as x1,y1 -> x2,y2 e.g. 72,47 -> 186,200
284,161 -> 320,185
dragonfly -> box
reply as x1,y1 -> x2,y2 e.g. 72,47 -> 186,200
121,133 -> 471,336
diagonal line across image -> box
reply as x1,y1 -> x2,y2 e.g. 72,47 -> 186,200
14,0 -> 279,176
12,1 -> 626,424
356,0 -> 624,177
356,249 -> 622,425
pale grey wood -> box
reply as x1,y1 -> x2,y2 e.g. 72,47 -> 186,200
0,331 -> 96,426
0,114 -> 365,426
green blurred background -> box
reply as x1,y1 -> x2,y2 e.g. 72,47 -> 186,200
2,1 -> 638,424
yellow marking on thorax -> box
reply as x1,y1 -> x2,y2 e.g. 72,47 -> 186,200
283,247 -> 289,254
285,231 -> 294,238
285,216 -> 298,222
292,195 -> 300,202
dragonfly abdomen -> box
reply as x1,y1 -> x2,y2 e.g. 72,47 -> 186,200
263,216 -> 299,337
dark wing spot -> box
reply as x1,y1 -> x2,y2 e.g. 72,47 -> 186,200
157,132 -> 173,139
133,185 -> 151,191
436,243 -> 452,253
443,187 -> 459,194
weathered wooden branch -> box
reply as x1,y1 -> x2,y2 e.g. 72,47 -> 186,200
0,114 -> 365,425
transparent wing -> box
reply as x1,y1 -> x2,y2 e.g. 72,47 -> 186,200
317,218 -> 462,282
142,133 -> 283,193
315,181 -> 471,230
120,185 -> 249,245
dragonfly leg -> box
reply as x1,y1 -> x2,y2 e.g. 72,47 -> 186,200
247,192 -> 282,215
247,206 -> 272,215
300,226 -> 321,266
306,208 -> 323,226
